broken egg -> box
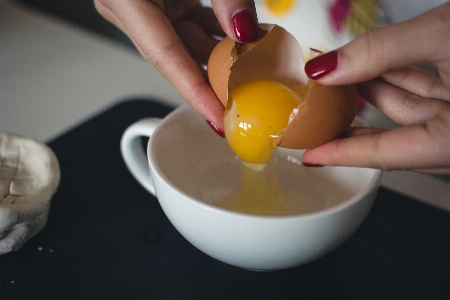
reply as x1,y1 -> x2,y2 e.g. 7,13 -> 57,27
207,24 -> 358,164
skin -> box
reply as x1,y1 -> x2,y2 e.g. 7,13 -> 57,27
94,0 -> 258,129
302,2 -> 450,174
95,1 -> 450,174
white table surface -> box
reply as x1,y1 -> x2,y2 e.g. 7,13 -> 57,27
1,0 -> 449,211
0,0 -> 184,142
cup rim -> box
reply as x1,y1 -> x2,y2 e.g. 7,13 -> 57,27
149,105 -> 383,221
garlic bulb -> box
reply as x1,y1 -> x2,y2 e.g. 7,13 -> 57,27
0,133 -> 60,255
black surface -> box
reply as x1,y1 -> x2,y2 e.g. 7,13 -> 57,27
1,99 -> 450,300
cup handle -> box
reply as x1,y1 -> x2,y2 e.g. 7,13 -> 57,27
120,118 -> 162,196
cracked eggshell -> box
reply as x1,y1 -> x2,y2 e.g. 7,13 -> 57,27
207,24 -> 358,150
207,24 -> 308,107
276,80 -> 358,149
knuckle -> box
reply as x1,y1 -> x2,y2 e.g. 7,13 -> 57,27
348,29 -> 388,77
426,75 -> 445,99
145,40 -> 184,71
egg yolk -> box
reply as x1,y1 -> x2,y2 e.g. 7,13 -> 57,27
224,80 -> 302,165
264,0 -> 296,15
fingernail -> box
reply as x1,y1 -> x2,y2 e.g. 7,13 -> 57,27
206,120 -> 225,138
232,8 -> 259,43
304,50 -> 338,80
302,162 -> 324,168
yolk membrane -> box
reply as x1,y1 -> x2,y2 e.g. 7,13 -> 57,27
224,80 -> 302,165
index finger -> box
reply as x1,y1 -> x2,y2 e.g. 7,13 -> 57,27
211,0 -> 259,43
307,2 -> 450,86
95,0 -> 225,127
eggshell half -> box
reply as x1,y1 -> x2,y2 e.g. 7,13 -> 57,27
208,24 -> 308,106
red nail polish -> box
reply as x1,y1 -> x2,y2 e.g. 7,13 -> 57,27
232,9 -> 259,43
206,120 -> 225,138
302,162 -> 324,168
304,51 -> 338,79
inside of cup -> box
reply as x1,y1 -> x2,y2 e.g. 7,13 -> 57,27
151,106 -> 380,216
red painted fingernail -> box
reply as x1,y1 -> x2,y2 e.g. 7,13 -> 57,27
302,162 -> 324,168
304,51 -> 338,79
206,120 -> 225,138
232,9 -> 259,43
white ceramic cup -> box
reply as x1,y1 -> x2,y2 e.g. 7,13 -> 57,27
121,105 -> 383,271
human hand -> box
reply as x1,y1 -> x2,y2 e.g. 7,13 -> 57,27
94,0 -> 259,132
0,133 -> 60,255
302,2 -> 450,174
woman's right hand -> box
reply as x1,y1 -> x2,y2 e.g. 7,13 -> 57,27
302,2 -> 450,174
94,0 -> 259,132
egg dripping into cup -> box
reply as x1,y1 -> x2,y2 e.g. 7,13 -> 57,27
207,24 -> 358,166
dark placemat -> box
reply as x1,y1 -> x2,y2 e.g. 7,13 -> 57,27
1,99 -> 450,300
